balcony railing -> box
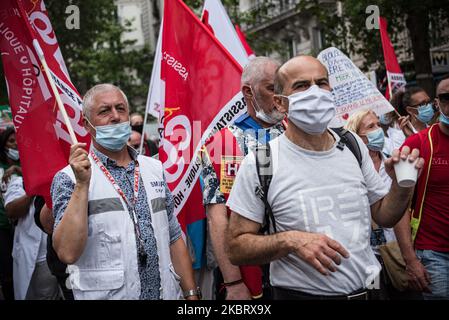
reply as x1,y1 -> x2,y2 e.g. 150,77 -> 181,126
244,0 -> 299,28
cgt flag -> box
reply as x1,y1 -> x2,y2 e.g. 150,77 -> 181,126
379,17 -> 407,100
0,0 -> 90,203
161,0 -> 245,229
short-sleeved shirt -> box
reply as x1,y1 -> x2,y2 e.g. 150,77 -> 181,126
227,130 -> 388,295
51,146 -> 182,300
402,125 -> 449,252
201,113 -> 284,206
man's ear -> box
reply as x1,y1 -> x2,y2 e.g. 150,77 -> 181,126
83,115 -> 95,136
273,95 -> 288,114
82,114 -> 89,128
241,84 -> 253,99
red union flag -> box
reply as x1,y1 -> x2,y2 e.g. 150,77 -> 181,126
0,0 -> 90,203
379,17 -> 407,100
161,0 -> 245,228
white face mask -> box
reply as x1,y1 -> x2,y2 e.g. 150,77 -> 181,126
281,85 -> 335,135
6,148 -> 19,161
249,86 -> 285,125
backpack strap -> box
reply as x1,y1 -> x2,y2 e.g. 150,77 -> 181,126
331,127 -> 363,168
255,143 -> 277,234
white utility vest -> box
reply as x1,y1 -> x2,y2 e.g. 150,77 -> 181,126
60,154 -> 182,300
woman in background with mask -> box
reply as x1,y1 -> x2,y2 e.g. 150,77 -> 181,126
345,110 -> 411,300
392,87 -> 438,136
0,126 -> 21,300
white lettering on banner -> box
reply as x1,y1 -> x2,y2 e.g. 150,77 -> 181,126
166,92 -> 246,215
30,2 -> 72,81
206,95 -> 246,139
318,47 -> 394,127
163,115 -> 191,183
26,46 -> 51,101
29,1 -> 57,45
0,22 -> 24,55
162,51 -> 189,81
0,24 -> 35,128
53,91 -> 87,142
387,71 -> 406,93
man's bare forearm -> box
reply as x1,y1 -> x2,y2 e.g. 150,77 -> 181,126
373,181 -> 413,228
228,231 -> 293,266
53,183 -> 89,264
394,210 -> 417,263
207,204 -> 243,282
5,195 -> 33,220
170,237 -> 197,298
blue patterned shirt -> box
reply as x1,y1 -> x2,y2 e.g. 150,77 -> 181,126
201,115 -> 284,205
51,146 -> 182,300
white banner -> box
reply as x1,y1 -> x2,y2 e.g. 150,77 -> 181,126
318,47 -> 394,127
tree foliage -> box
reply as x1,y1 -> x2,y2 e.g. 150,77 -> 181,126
0,0 -> 153,112
298,0 -> 449,93
45,0 -> 153,112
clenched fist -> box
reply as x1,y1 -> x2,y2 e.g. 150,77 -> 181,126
69,143 -> 91,186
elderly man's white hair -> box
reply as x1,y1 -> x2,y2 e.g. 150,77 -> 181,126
241,57 -> 281,88
82,84 -> 129,120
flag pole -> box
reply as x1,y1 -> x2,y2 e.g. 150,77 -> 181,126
139,105 -> 149,155
141,20 -> 164,155
33,40 -> 78,144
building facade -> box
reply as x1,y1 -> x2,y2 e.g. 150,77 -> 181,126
115,0 -> 163,51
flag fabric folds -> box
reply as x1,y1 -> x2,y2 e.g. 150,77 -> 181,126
0,0 -> 90,204
161,0 -> 246,229
379,17 -> 407,100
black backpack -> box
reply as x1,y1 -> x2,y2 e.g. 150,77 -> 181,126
255,127 -> 362,234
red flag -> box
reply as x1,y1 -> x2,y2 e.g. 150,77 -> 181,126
161,0 -> 245,230
0,0 -> 90,204
235,24 -> 255,59
379,17 -> 406,100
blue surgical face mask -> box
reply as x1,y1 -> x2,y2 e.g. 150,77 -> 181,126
88,120 -> 131,151
416,103 -> 435,124
6,148 -> 19,161
440,110 -> 449,126
249,86 -> 285,125
365,128 -> 385,152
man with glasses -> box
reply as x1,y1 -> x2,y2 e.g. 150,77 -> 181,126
395,75 -> 449,300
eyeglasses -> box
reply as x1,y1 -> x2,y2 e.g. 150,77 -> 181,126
437,93 -> 449,103
409,101 -> 433,109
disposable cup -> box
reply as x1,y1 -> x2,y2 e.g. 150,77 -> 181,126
393,156 -> 418,188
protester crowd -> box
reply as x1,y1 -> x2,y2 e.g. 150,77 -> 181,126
0,54 -> 448,301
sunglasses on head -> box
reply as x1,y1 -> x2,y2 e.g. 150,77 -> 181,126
438,93 -> 449,103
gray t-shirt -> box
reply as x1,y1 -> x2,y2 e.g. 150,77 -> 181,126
227,130 -> 389,295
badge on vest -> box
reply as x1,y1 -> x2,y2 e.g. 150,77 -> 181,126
220,156 -> 243,194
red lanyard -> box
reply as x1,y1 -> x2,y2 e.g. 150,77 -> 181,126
90,151 -> 146,257
90,151 -> 140,210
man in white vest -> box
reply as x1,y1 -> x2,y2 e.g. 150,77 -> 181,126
51,84 -> 199,300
